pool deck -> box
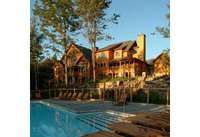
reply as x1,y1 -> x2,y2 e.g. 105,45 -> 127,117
39,99 -> 169,114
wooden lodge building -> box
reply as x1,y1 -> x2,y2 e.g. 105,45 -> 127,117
53,34 -> 149,86
96,34 -> 148,79
53,44 -> 93,86
153,52 -> 170,77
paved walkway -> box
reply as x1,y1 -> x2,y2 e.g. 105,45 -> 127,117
42,99 -> 169,114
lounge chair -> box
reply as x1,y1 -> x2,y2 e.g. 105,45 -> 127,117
55,92 -> 63,100
61,92 -> 68,99
137,112 -> 170,123
138,111 -> 170,121
69,92 -> 77,100
112,94 -> 127,106
125,116 -> 170,132
74,92 -> 83,101
82,130 -> 123,137
107,122 -> 169,137
82,93 -> 89,100
65,92 -> 72,99
35,93 -> 41,99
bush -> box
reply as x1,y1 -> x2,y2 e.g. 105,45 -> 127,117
133,89 -> 147,103
149,90 -> 167,104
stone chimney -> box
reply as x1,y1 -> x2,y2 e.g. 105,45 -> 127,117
137,34 -> 146,62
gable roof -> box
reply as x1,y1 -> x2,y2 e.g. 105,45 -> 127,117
97,40 -> 137,52
73,44 -> 92,63
153,52 -> 166,63
98,42 -> 122,52
61,43 -> 92,63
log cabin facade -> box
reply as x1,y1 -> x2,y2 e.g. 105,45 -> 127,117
153,52 -> 170,77
53,34 -> 149,86
96,34 -> 148,79
53,44 -> 93,86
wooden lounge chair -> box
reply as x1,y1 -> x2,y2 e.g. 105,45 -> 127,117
125,116 -> 170,132
81,93 -> 89,100
55,92 -> 63,100
61,92 -> 68,99
137,112 -> 170,123
74,92 -> 83,101
69,92 -> 78,100
35,93 -> 41,99
112,94 -> 127,106
137,112 -> 170,122
82,130 -> 123,137
107,122 -> 169,137
65,92 -> 72,99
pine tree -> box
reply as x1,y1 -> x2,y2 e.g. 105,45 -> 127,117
30,18 -> 45,90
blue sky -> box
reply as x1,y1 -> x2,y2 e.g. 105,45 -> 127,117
30,0 -> 170,60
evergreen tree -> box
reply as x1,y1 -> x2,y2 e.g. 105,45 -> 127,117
30,18 -> 45,90
75,0 -> 120,83
33,0 -> 80,86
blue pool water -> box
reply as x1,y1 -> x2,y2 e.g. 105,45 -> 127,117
31,102 -> 128,137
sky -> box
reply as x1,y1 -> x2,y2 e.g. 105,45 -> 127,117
30,0 -> 170,60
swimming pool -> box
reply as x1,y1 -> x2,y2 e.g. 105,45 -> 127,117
30,102 -> 130,137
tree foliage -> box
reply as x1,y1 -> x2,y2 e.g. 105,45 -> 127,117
33,0 -> 80,52
33,0 -> 80,85
147,58 -> 154,75
30,18 -> 45,90
30,18 -> 45,64
154,2 -> 170,38
161,48 -> 170,67
75,0 -> 120,82
30,58 -> 56,90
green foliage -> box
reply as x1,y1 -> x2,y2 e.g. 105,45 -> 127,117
161,49 -> 170,67
30,18 -> 45,64
154,2 -> 170,38
33,0 -> 81,86
155,27 -> 170,38
96,77 -> 134,83
149,90 -> 167,104
30,57 -> 56,90
75,0 -> 120,82
51,54 -> 57,63
132,90 -> 168,104
133,89 -> 147,103
75,0 -> 120,45
33,0 -> 80,52
146,58 -> 154,75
